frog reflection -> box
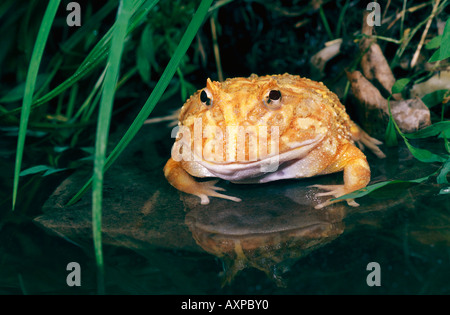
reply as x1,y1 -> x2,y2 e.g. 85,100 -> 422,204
185,195 -> 346,286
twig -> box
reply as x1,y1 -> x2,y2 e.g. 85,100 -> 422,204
382,0 -> 392,21
410,0 -> 441,68
391,0 -> 447,67
400,0 -> 407,39
386,2 -> 431,31
210,14 -> 223,82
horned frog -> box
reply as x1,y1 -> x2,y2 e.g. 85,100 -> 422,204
163,74 -> 385,209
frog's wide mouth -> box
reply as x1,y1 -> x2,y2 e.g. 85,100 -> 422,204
180,135 -> 324,181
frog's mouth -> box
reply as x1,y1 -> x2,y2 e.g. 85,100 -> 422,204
181,135 -> 324,181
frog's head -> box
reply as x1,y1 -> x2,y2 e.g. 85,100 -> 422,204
175,74 -> 338,165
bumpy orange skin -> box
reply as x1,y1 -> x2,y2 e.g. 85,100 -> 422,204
164,74 -> 383,208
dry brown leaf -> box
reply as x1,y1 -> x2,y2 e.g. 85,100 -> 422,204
411,71 -> 450,98
347,70 -> 388,111
360,11 -> 399,99
310,39 -> 342,79
347,70 -> 430,133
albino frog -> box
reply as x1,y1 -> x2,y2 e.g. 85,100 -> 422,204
163,74 -> 385,209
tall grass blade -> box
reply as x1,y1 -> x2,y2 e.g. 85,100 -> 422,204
12,0 -> 61,210
2,0 -> 158,117
67,0 -> 214,206
92,0 -> 133,294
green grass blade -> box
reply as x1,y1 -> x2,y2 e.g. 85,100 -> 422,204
319,5 -> 334,41
335,0 -> 349,38
1,0 -> 158,118
59,0 -> 118,52
92,0 -> 133,294
67,0 -> 214,206
12,0 -> 61,210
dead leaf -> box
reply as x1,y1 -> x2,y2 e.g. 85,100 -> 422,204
347,70 -> 388,111
411,71 -> 450,99
347,70 -> 431,133
360,11 -> 399,99
310,39 -> 342,79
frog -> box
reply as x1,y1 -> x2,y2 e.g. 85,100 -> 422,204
163,74 -> 385,209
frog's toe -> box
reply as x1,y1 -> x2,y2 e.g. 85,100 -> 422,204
311,184 -> 343,197
203,179 -> 225,191
310,184 -> 359,209
196,180 -> 242,205
354,126 -> 386,159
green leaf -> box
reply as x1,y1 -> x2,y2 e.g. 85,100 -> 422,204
332,173 -> 433,201
429,47 -> 442,62
404,121 -> 450,139
429,18 -> 450,62
441,129 -> 450,139
421,89 -> 447,108
19,165 -> 50,176
136,40 -> 151,84
19,165 -> 67,176
385,91 -> 448,163
437,158 -> 450,184
385,96 -> 398,147
385,114 -> 398,147
439,18 -> 450,61
137,24 -> 158,84
12,0 -> 61,210
425,34 -> 442,50
392,78 -> 411,94
439,187 -> 450,194
403,138 -> 447,163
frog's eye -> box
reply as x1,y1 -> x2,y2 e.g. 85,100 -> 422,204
200,88 -> 213,107
264,90 -> 282,109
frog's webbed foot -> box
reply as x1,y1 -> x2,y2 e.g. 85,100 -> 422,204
310,144 -> 371,209
310,184 -> 359,209
164,158 -> 241,205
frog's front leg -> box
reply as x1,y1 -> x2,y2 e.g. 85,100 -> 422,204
164,158 -> 241,205
312,144 -> 370,209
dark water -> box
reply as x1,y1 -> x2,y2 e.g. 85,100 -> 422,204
0,125 -> 449,295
